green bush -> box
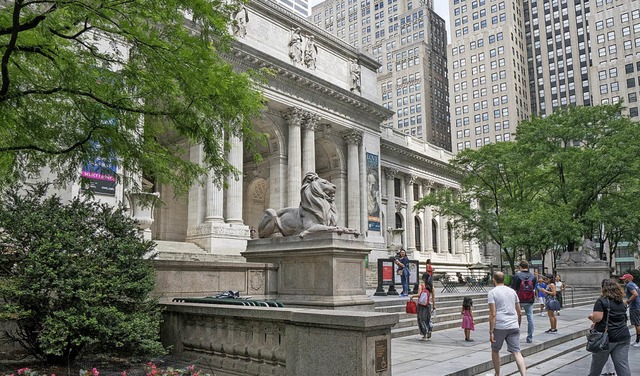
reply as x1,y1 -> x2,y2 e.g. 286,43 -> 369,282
0,184 -> 164,365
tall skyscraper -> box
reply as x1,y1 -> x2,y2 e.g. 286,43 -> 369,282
310,0 -> 452,151
276,0 -> 311,17
450,0 -> 640,152
448,0 -> 530,152
588,0 -> 640,118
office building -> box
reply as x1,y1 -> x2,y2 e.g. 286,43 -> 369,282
275,0 -> 311,17
310,0 -> 452,151
448,0 -> 530,152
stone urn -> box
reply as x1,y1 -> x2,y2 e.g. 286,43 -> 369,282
125,191 -> 160,241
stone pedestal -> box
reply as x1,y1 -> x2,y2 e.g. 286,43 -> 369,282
186,222 -> 250,256
242,233 -> 374,310
556,251 -> 610,288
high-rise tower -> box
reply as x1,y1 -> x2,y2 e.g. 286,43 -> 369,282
310,0 -> 451,151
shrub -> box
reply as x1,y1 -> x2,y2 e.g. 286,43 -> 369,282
0,184 -> 164,365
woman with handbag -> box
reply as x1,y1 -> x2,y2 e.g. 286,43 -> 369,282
540,274 -> 559,333
586,279 -> 631,376
409,273 -> 436,341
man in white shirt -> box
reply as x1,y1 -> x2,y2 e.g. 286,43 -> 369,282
488,272 -> 527,376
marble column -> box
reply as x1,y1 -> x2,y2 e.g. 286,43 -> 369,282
188,144 -> 205,228
205,136 -> 224,223
269,154 -> 286,211
423,181 -> 434,252
441,215 -> 449,253
204,169 -> 224,222
225,134 -> 244,224
405,174 -> 417,252
359,142 -> 367,236
384,167 -> 398,245
283,108 -> 304,207
416,182 -> 424,252
344,130 -> 362,231
301,113 -> 319,175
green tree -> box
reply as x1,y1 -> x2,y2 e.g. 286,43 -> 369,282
516,103 -> 640,254
0,0 -> 266,194
417,104 -> 640,273
0,184 -> 164,365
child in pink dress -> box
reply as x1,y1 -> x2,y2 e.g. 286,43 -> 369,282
461,297 -> 475,342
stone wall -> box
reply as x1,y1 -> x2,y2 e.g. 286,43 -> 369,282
160,303 -> 398,376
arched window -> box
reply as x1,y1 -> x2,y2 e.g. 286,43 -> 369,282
395,213 -> 403,229
431,219 -> 438,251
448,223 -> 453,253
414,216 -> 421,250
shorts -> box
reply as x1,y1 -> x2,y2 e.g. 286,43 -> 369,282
630,308 -> 640,326
538,297 -> 545,305
491,328 -> 521,353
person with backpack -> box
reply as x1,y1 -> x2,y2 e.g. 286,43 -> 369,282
511,260 -> 537,343
409,273 -> 436,341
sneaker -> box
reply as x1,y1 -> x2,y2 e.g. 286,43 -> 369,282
545,329 -> 558,334
419,335 -> 427,341
465,338 -> 475,342
526,338 -> 533,343
399,293 -> 408,297
427,331 -> 432,339
632,342 -> 640,347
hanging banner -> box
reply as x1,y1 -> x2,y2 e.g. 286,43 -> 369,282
366,152 -> 380,231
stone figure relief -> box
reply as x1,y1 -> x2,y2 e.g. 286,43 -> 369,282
350,59 -> 361,93
288,28 -> 304,64
304,36 -> 318,70
288,28 -> 319,69
257,172 -> 360,238
232,5 -> 249,38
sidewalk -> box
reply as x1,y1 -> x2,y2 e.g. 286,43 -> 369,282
381,292 -> 640,375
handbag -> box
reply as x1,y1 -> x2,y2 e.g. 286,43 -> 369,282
586,298 -> 610,353
546,297 -> 561,311
405,300 -> 417,314
418,288 -> 430,306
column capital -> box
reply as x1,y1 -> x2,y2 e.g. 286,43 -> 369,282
383,167 -> 398,179
422,180 -> 434,191
342,130 -> 363,146
405,174 -> 418,185
302,113 -> 321,131
282,107 -> 305,126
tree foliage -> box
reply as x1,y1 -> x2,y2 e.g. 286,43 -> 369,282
0,0 -> 266,194
0,184 -> 164,365
416,104 -> 640,273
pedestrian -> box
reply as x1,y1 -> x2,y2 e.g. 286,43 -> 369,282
540,274 -> 558,334
394,249 -> 410,297
535,278 -> 547,316
488,272 -> 527,376
619,273 -> 640,347
425,258 -> 434,283
409,273 -> 436,341
554,274 -> 567,314
587,278 -> 631,376
461,296 -> 475,342
511,260 -> 537,343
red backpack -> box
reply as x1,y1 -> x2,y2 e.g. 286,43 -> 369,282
517,276 -> 535,302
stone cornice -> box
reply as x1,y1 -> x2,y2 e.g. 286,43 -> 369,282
380,142 -> 462,181
224,46 -> 393,127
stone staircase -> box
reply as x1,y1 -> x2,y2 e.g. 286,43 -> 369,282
374,286 -> 601,339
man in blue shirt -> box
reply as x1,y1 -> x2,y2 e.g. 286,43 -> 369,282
620,273 -> 640,347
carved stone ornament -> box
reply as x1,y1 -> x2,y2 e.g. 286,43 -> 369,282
231,6 -> 249,38
302,113 -> 321,130
304,35 -> 318,70
342,130 -> 363,146
405,174 -> 417,185
282,107 -> 305,127
383,167 -> 398,180
288,28 -> 304,64
257,172 -> 359,238
349,59 -> 361,94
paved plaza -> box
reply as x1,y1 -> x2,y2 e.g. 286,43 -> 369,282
370,290 -> 640,375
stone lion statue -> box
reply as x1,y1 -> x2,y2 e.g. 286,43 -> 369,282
257,172 -> 360,238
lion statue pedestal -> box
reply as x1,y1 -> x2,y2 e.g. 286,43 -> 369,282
242,232 -> 373,310
555,251 -> 609,288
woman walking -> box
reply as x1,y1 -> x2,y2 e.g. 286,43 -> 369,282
587,279 -> 631,376
410,273 -> 436,341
